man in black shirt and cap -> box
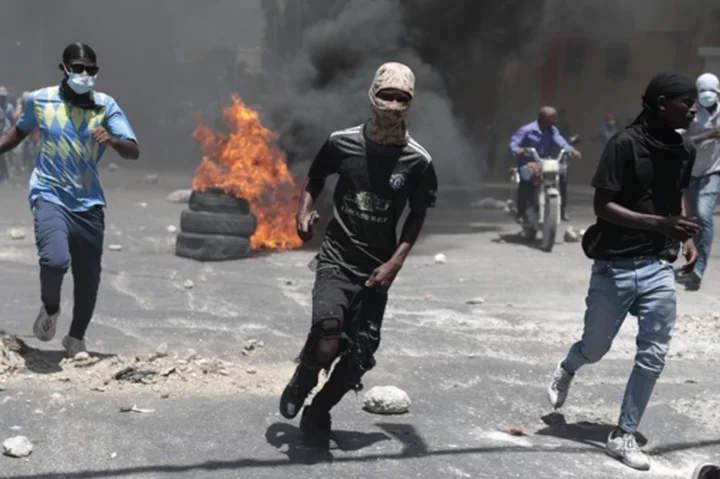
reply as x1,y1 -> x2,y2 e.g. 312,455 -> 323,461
278,62 -> 438,441
546,72 -> 700,471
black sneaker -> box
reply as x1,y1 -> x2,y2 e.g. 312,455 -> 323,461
300,405 -> 332,438
279,364 -> 319,419
693,463 -> 720,479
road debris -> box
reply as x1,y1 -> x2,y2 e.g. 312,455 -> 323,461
108,244 -> 123,252
434,253 -> 447,264
564,226 -> 581,243
182,279 -> 195,290
8,228 -> 27,240
110,452 -> 118,459
145,174 -> 160,184
3,435 -> 33,458
471,197 -> 507,210
363,386 -> 411,415
466,297 -> 485,305
242,339 -> 264,356
509,427 -> 527,436
119,405 -> 155,414
107,162 -> 119,171
166,225 -> 178,234
166,189 -> 192,204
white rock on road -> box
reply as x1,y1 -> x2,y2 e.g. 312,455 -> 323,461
108,244 -> 123,252
434,253 -> 447,264
3,435 -> 33,458
8,228 -> 27,240
166,225 -> 178,234
166,189 -> 192,204
107,162 -> 119,171
363,386 -> 411,415
182,279 -> 195,290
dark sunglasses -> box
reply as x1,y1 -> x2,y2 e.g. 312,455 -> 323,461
67,63 -> 99,76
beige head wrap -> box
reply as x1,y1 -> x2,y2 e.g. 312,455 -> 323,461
365,62 -> 415,146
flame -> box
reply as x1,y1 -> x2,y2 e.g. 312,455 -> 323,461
192,95 -> 303,251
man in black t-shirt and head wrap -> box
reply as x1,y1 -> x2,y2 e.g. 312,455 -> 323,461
278,62 -> 438,441
546,72 -> 700,472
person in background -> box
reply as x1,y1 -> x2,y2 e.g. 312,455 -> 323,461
508,106 -> 581,223
0,86 -> 16,181
547,72 -> 699,472
0,42 -> 139,357
681,73 -> 720,290
599,113 -> 620,147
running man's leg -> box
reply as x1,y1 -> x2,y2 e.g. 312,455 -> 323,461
67,206 -> 104,342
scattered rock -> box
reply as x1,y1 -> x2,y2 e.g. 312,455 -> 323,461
246,368 -> 257,375
8,228 -> 26,240
185,349 -> 198,361
564,227 -> 581,243
166,225 -> 178,234
107,162 -> 119,171
468,354 -> 476,359
110,452 -> 117,459
509,427 -> 527,437
3,435 -> 33,458
434,253 -> 447,264
466,297 -> 485,305
139,202 -> 148,208
363,386 -> 411,415
155,343 -> 168,358
424,293 -> 432,301
182,279 -> 195,290
145,174 -> 159,185
166,189 -> 192,204
108,244 -> 123,252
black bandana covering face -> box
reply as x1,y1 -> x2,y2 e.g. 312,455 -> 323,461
365,62 -> 415,146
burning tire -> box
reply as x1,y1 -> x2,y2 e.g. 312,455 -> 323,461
189,188 -> 251,215
175,232 -> 251,261
180,209 -> 256,237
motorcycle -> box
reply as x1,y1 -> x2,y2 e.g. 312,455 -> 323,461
508,135 -> 580,252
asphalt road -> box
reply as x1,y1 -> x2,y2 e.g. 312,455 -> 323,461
0,165 -> 719,479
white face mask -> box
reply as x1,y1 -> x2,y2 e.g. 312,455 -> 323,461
698,91 -> 718,108
65,70 -> 96,95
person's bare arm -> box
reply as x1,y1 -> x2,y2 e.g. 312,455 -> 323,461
388,210 -> 427,267
689,126 -> 720,144
295,177 -> 326,241
0,127 -> 29,156
593,188 -> 663,230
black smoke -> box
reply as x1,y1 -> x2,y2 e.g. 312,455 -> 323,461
261,0 -> 550,183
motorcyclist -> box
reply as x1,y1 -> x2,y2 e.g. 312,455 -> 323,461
508,106 -> 581,223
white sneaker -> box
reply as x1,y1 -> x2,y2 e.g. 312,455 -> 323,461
33,306 -> 60,341
605,430 -> 651,471
547,361 -> 574,409
62,335 -> 87,358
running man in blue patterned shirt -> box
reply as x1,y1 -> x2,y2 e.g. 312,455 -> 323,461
0,43 -> 139,357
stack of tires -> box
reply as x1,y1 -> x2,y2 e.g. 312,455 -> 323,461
175,188 -> 257,261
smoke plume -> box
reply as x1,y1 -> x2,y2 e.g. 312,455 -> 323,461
262,0 -> 550,184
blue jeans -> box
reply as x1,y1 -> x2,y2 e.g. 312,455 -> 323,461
687,173 -> 720,278
562,258 -> 676,434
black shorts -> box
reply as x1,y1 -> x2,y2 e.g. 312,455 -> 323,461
311,266 -> 388,333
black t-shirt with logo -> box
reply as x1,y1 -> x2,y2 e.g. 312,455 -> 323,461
308,124 -> 438,278
582,122 -> 695,262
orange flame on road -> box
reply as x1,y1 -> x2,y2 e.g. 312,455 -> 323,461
192,95 -> 302,251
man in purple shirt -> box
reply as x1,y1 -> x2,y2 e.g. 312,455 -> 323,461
509,106 -> 581,222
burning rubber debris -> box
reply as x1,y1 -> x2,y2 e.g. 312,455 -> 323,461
191,95 -> 302,252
